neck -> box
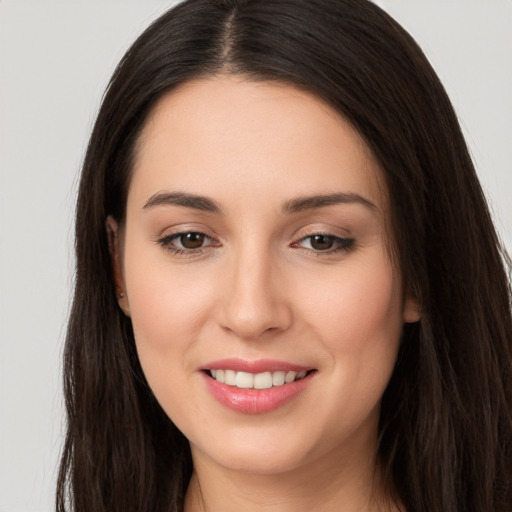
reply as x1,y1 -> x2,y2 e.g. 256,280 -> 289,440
184,439 -> 400,512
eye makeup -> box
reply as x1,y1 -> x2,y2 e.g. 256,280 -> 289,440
156,228 -> 356,259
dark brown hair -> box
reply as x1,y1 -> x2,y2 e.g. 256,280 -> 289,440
57,1 -> 512,511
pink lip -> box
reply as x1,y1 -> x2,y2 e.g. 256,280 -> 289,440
201,358 -> 311,374
200,359 -> 316,414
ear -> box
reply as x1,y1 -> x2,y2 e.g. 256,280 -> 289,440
106,216 -> 130,316
403,288 -> 421,323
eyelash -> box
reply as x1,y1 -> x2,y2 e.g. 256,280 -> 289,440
157,231 -> 355,257
157,231 -> 217,257
292,233 -> 356,255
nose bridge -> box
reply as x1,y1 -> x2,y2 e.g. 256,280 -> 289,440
220,239 -> 291,339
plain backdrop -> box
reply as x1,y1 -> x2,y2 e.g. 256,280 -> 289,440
0,1 -> 510,511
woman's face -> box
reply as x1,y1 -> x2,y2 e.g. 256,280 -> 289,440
111,76 -> 419,474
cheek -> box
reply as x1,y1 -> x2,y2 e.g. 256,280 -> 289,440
123,258 -> 218,428
299,260 -> 403,349
121,234 -> 218,384
127,266 -> 215,354
291,258 -> 403,436
295,255 -> 404,413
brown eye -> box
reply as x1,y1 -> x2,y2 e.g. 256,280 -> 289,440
179,232 -> 206,249
293,233 -> 355,254
309,234 -> 335,251
157,230 -> 218,255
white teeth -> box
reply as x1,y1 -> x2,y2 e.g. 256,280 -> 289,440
235,371 -> 254,389
209,369 -> 309,389
272,371 -> 285,386
225,369 -> 236,386
254,371 -> 272,389
285,371 -> 297,383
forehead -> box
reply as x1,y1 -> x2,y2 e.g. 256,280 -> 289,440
129,75 -> 387,214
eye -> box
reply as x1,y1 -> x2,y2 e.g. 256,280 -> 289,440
294,233 -> 355,254
174,232 -> 209,249
304,234 -> 336,251
157,231 -> 218,254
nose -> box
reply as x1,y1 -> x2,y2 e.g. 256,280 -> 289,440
217,246 -> 293,340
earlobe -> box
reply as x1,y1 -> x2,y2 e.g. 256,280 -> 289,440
106,216 -> 130,317
403,292 -> 421,323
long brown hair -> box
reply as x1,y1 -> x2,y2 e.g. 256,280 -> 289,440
57,1 -> 512,510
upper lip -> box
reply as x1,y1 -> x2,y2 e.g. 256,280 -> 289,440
200,358 -> 314,374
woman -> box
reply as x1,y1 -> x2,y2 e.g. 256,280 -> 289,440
56,1 -> 512,511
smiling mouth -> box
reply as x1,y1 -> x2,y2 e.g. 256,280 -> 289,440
206,369 -> 314,390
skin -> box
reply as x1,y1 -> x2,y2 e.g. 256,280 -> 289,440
108,75 -> 420,511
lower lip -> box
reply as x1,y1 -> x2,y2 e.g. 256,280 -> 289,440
202,372 -> 314,414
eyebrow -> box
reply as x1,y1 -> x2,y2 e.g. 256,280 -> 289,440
143,191 -> 222,214
142,191 -> 377,215
282,193 -> 377,214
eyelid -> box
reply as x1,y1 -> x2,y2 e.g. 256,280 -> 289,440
292,233 -> 354,249
292,222 -> 351,239
290,226 -> 356,255
291,224 -> 349,242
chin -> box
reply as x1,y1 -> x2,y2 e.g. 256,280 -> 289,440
188,423 -> 326,475
208,446 -> 311,475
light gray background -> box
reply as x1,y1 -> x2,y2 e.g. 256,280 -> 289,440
0,1 -> 510,511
